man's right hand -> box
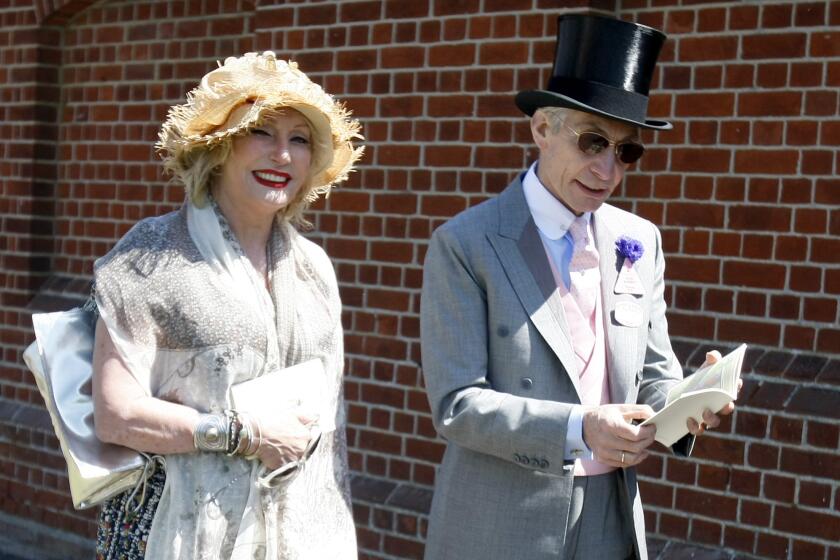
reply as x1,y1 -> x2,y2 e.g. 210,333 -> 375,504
581,404 -> 657,468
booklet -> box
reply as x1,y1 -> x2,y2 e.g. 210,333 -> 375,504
640,343 -> 747,447
230,358 -> 336,433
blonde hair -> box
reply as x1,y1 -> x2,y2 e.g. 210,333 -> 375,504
162,109 -> 328,228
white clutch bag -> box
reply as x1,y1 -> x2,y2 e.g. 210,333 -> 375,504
23,308 -> 148,509
230,358 -> 335,433
230,358 -> 334,487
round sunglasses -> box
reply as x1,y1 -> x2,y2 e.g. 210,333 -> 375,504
563,123 -> 645,165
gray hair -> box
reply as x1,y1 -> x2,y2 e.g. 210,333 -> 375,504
534,107 -> 570,133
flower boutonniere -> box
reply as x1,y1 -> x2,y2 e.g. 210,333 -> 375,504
614,235 -> 645,296
615,236 -> 644,265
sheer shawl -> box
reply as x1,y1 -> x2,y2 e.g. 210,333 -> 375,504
93,201 -> 356,559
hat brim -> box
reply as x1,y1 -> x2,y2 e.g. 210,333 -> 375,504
515,90 -> 672,131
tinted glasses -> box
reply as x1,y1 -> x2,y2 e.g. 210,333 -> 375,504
563,123 -> 645,165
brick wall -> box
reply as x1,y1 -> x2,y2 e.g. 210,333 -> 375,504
0,1 -> 837,559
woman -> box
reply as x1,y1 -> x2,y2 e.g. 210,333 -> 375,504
91,51 -> 363,559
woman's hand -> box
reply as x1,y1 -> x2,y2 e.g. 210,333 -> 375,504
251,407 -> 319,471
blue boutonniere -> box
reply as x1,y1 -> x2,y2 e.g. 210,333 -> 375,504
616,236 -> 644,264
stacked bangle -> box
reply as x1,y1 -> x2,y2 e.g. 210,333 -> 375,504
193,410 -> 263,459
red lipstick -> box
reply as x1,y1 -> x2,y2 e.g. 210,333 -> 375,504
252,169 -> 291,189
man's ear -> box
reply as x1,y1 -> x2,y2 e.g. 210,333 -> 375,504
530,111 -> 550,150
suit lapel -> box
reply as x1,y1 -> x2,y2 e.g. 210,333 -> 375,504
593,207 -> 637,404
487,179 -> 581,398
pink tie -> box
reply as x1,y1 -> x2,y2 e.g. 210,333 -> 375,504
567,217 -> 600,344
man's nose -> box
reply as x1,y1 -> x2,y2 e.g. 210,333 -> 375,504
589,148 -> 620,182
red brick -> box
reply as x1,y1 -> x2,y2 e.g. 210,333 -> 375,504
339,1 -> 380,22
659,512 -> 689,540
664,9 -> 694,34
729,205 -> 791,232
377,146 -> 420,167
723,526 -> 755,554
479,42 -> 528,65
806,90 -> 838,116
811,31 -> 840,57
739,499 -> 771,528
665,202 -> 724,228
428,44 -> 475,67
757,533 -> 790,559
675,488 -> 737,521
381,46 -> 425,68
743,32 -> 806,59
813,237 -> 840,263
380,96 -> 423,118
433,0 -> 479,16
670,148 -> 731,172
674,92 -> 735,116
795,2 -> 826,26
678,36 -> 737,61
425,145 -> 470,167
807,420 -> 840,448
474,146 -> 523,169
730,5 -> 760,29
734,150 -> 799,175
688,121 -> 717,144
786,120 -> 819,145
723,64 -> 754,88
737,91 -> 803,117
299,4 -> 337,25
427,95 -> 474,117
723,261 -> 786,289
818,330 -> 840,353
762,4 -> 793,28
774,505 -> 840,541
815,179 -> 840,204
741,234 -> 773,259
385,0 -> 429,18
720,318 -> 780,345
697,7 -> 726,32
705,288 -> 734,313
790,61 -> 823,87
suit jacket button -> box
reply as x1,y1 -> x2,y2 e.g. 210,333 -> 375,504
540,460 -> 549,469
521,377 -> 533,389
513,453 -> 522,463
521,456 -> 530,466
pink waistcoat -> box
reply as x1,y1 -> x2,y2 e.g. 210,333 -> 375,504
544,243 -> 615,476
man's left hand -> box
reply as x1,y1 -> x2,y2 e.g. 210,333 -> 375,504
686,350 -> 743,437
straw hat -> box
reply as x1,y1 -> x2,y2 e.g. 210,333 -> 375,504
157,51 -> 364,196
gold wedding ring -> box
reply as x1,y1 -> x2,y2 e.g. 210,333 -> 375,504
620,451 -> 625,464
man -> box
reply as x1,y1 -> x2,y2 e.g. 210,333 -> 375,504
420,14 -> 735,560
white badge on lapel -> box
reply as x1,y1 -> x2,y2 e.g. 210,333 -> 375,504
613,301 -> 644,328
614,259 -> 645,296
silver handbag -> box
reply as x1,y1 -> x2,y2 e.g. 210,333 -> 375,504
23,307 -> 149,510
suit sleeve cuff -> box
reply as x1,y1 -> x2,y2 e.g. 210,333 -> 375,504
564,405 -> 593,461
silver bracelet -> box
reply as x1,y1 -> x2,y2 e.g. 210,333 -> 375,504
194,413 -> 229,452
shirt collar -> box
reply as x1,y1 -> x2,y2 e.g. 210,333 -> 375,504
522,162 -> 590,240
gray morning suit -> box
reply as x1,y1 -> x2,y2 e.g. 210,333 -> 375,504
420,176 -> 692,559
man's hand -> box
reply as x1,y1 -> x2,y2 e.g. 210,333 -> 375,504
582,404 -> 657,468
686,350 -> 743,437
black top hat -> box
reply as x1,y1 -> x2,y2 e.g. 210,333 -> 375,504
515,14 -> 671,130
